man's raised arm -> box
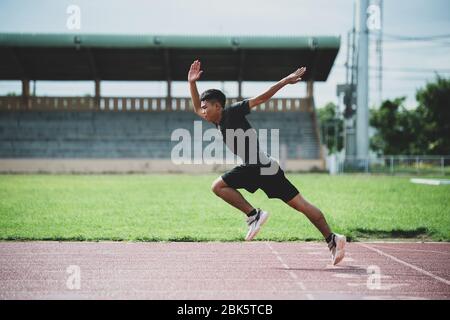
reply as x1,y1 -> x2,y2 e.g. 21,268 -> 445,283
248,67 -> 307,109
188,60 -> 204,115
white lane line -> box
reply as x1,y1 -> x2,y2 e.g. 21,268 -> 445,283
265,243 -> 313,299
333,273 -> 361,279
275,256 -> 289,269
316,257 -> 355,262
369,245 -> 450,256
346,282 -> 409,289
357,243 -> 450,286
307,252 -> 325,255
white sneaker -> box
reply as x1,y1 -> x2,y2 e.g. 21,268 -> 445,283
328,233 -> 346,266
245,209 -> 269,241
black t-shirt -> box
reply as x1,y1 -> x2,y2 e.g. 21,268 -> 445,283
215,100 -> 270,165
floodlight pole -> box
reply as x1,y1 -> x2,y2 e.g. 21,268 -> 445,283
356,0 -> 370,160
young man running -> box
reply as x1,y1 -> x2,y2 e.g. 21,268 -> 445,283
188,60 -> 346,265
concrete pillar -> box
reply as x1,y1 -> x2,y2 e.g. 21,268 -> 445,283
167,80 -> 172,108
307,81 -> 314,98
307,81 -> 314,111
94,79 -> 101,108
21,79 -> 30,108
238,80 -> 242,100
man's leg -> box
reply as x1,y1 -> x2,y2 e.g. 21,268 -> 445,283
212,176 -> 270,241
211,177 -> 254,215
286,193 -> 332,239
286,193 -> 346,265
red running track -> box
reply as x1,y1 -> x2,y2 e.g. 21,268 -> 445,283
0,241 -> 449,300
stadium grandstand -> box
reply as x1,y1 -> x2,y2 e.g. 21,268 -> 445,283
0,33 -> 340,173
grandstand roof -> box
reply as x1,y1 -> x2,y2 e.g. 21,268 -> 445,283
0,33 -> 340,81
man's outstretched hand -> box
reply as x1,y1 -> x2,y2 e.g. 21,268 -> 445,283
284,67 -> 307,84
188,60 -> 203,83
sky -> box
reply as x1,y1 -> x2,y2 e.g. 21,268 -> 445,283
0,0 -> 449,109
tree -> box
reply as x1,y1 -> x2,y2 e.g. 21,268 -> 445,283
369,97 -> 421,155
317,102 -> 343,154
369,76 -> 450,156
415,76 -> 450,154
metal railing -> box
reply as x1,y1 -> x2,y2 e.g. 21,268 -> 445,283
0,96 -> 313,112
331,155 -> 450,176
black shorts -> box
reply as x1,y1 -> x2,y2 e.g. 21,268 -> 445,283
221,161 -> 299,202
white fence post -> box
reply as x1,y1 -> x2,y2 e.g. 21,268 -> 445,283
416,156 -> 419,174
328,154 -> 338,175
280,144 -> 287,171
442,157 -> 445,176
390,156 -> 394,175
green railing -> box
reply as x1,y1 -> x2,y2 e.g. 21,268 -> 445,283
0,96 -> 313,112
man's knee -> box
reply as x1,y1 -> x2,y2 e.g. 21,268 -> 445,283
289,194 -> 308,212
211,178 -> 226,195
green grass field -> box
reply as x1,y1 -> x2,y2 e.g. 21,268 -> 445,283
0,174 -> 449,242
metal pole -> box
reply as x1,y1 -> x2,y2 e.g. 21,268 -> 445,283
346,31 -> 351,84
379,0 -> 383,106
356,0 -> 369,159
390,156 -> 394,175
441,157 -> 445,176
334,119 -> 338,154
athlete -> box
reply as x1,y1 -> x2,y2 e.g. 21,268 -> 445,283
188,60 -> 346,265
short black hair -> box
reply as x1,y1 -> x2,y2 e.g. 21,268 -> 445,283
200,89 -> 226,108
